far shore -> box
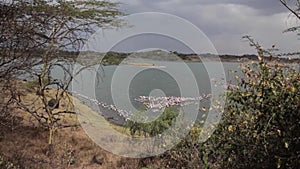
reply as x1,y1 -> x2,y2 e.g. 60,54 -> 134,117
6,49 -> 299,66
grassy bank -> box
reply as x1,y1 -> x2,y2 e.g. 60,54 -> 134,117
0,80 -> 141,169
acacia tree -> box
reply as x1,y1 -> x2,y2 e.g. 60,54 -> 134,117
0,1 -> 43,130
0,0 -> 125,150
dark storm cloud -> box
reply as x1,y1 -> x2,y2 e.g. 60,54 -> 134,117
111,0 -> 299,54
120,0 -> 285,15
225,0 -> 285,14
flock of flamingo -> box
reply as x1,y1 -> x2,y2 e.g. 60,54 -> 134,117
71,91 -> 212,121
70,81 -> 238,122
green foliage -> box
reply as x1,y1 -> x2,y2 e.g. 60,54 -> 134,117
102,52 -> 128,65
203,43 -> 300,168
125,107 -> 179,137
125,107 -> 207,168
1,0 -> 125,51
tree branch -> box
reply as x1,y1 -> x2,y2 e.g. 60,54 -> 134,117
280,0 -> 300,19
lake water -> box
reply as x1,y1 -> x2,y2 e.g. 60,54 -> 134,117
21,60 -> 299,126
69,61 -> 242,125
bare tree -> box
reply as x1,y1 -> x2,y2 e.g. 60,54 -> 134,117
280,0 -> 300,36
278,0 -> 300,57
280,0 -> 300,19
0,0 -> 125,151
0,1 -> 42,130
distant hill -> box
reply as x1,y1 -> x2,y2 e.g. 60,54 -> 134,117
4,49 -> 299,65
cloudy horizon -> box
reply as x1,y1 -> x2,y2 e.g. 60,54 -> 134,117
103,0 -> 299,55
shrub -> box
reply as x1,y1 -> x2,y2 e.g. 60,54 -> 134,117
159,123 -> 204,169
125,107 -> 179,137
203,44 -> 300,168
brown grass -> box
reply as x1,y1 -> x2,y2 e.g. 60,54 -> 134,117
0,122 -> 144,168
0,80 -> 145,169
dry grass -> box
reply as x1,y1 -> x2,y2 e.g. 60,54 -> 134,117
0,122 -> 143,168
0,80 -> 145,169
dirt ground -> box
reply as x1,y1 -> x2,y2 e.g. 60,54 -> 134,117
0,81 -> 149,169
0,122 -> 145,169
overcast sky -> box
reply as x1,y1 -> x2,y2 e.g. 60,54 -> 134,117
104,0 -> 299,55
